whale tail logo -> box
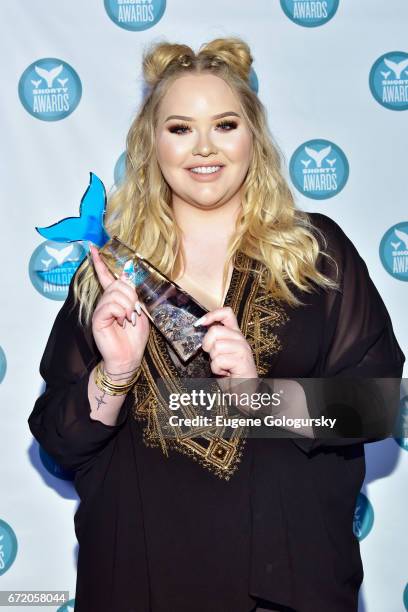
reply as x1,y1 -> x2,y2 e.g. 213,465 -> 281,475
44,244 -> 75,265
304,145 -> 332,168
36,172 -> 110,247
383,57 -> 408,80
394,228 -> 408,249
34,64 -> 63,88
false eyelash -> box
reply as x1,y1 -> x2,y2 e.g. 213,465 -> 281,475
217,120 -> 238,130
168,120 -> 238,134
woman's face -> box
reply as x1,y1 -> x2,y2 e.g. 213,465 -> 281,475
155,73 -> 253,210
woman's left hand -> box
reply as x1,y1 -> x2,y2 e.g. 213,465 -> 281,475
195,306 -> 258,379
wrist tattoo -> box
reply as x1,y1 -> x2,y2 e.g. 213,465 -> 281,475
95,390 -> 108,411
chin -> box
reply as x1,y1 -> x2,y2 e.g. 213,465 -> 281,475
188,190 -> 230,205
190,197 -> 226,209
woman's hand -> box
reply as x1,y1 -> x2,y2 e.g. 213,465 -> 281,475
89,244 -> 150,373
195,306 -> 259,414
196,306 -> 258,379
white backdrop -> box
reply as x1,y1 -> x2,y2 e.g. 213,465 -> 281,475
0,1 -> 407,611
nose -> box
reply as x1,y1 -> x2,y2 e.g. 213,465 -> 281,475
192,129 -> 217,156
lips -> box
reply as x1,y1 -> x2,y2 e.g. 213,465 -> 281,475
185,165 -> 225,180
189,166 -> 222,174
185,163 -> 225,170
189,166 -> 221,171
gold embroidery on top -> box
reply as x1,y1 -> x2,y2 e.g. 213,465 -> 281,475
242,268 -> 290,376
131,252 -> 289,479
131,335 -> 247,480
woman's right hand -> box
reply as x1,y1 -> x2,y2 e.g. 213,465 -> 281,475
89,244 -> 150,373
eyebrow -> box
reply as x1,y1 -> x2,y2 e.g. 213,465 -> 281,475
164,111 -> 241,122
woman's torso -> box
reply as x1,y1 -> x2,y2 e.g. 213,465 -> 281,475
73,228 -> 365,612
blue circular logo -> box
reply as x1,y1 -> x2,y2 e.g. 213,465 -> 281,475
114,151 -> 127,186
39,447 -> 75,481
289,139 -> 349,199
394,395 -> 408,451
0,520 -> 18,575
18,58 -> 82,121
0,346 -> 6,384
379,221 -> 408,281
369,51 -> 408,111
104,0 -> 166,31
403,583 -> 408,611
353,492 -> 374,541
57,599 -> 75,612
280,0 -> 339,27
29,240 -> 87,300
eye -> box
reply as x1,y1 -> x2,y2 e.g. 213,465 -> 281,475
216,120 -> 238,131
168,123 -> 190,135
167,120 -> 238,135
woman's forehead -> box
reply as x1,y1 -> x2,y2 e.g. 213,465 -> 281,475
158,74 -> 240,116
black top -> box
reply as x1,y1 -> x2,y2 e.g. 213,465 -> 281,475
28,213 -> 405,612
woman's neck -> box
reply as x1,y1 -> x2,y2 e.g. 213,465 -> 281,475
171,193 -> 242,245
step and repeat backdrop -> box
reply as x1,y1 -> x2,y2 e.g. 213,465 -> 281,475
1,1 -> 407,611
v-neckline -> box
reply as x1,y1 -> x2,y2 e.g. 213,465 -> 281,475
174,255 -> 240,312
133,249 -> 276,480
176,265 -> 234,312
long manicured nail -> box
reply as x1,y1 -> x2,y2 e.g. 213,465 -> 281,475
193,315 -> 207,327
131,311 -> 137,326
135,302 -> 142,316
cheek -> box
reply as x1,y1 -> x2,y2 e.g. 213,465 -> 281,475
216,131 -> 252,162
157,133 -> 189,165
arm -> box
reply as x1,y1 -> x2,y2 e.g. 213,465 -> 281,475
88,361 -> 139,426
291,213 -> 405,455
28,270 -> 131,472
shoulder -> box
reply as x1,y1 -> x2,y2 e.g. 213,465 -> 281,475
304,212 -> 366,277
305,212 -> 351,250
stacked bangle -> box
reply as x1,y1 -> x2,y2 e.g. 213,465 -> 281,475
94,361 -> 141,396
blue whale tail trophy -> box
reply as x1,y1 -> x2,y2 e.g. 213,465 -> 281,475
36,172 -> 110,248
35,172 -> 209,361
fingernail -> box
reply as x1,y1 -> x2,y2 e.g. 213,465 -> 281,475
193,315 -> 207,327
131,311 -> 137,326
122,319 -> 126,329
135,302 -> 142,316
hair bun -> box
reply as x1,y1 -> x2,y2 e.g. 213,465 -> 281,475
142,42 -> 195,88
142,37 -> 253,89
198,37 -> 253,83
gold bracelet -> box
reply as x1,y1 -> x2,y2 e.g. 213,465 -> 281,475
94,361 -> 140,396
94,361 -> 141,396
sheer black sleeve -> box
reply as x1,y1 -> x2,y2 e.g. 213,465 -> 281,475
291,213 -> 405,455
28,269 -> 130,472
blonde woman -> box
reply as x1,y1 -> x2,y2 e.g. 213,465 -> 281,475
29,38 -> 405,612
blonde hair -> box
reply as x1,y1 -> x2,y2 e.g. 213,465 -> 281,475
72,36 -> 339,326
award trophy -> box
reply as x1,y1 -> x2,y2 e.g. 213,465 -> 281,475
98,235 -> 209,361
35,172 -> 209,362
